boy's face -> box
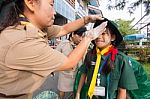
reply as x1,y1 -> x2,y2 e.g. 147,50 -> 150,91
72,34 -> 83,45
95,28 -> 115,49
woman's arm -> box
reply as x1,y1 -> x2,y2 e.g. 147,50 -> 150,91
57,36 -> 91,71
56,22 -> 107,71
75,73 -> 86,99
55,15 -> 103,37
117,88 -> 126,99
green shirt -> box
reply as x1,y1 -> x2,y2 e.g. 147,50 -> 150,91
80,50 -> 138,99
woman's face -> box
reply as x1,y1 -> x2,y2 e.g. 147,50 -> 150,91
25,0 -> 56,29
95,28 -> 115,49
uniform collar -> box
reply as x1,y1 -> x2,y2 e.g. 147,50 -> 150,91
6,23 -> 47,38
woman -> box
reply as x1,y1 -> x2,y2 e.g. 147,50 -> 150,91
75,18 -> 138,99
0,0 -> 107,99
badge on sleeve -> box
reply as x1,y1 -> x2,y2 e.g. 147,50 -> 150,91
128,59 -> 132,67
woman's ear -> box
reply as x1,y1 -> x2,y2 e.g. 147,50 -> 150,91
111,34 -> 116,41
24,0 -> 35,12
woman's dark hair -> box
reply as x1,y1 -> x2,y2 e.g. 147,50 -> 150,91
102,57 -> 114,75
103,28 -> 116,74
0,0 -> 25,33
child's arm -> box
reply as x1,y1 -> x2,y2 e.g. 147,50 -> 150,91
75,73 -> 86,99
117,88 -> 126,99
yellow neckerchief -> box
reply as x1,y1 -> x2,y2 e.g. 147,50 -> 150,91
88,45 -> 112,99
19,14 -> 45,37
19,14 -> 35,27
19,14 -> 30,25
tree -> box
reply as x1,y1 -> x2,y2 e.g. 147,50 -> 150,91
107,0 -> 150,15
82,0 -> 149,15
114,19 -> 139,36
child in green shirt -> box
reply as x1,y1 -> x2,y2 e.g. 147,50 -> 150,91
75,18 -> 138,99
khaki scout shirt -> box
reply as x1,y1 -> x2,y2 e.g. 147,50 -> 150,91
0,23 -> 67,95
56,40 -> 83,78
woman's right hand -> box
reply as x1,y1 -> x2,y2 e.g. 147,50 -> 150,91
85,21 -> 107,40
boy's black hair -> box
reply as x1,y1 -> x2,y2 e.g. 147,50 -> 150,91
68,27 -> 87,40
74,27 -> 87,36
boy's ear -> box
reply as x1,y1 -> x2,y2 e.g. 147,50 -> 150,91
111,34 -> 116,41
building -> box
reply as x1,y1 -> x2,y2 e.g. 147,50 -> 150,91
75,0 -> 88,18
49,0 -> 76,47
54,0 -> 76,25
88,0 -> 102,15
50,0 -> 89,47
50,0 -> 103,47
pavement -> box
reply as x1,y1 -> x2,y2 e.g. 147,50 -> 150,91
33,72 -> 59,96
33,72 -> 73,99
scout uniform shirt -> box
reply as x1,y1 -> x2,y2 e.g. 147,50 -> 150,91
0,23 -> 67,95
56,40 -> 83,77
80,50 -> 138,99
56,40 -> 83,91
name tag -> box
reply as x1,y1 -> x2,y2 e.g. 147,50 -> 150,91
94,86 -> 105,96
91,61 -> 96,65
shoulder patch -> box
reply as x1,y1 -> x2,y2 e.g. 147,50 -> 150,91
128,59 -> 132,67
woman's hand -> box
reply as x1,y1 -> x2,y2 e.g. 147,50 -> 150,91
83,15 -> 103,24
85,21 -> 107,40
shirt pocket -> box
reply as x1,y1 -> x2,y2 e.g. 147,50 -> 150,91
109,71 -> 120,91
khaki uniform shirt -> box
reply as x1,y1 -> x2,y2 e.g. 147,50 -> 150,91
0,23 -> 67,95
56,40 -> 83,77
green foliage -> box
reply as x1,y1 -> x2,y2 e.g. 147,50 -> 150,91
114,19 -> 139,36
122,47 -> 150,63
143,63 -> 150,74
125,48 -> 150,54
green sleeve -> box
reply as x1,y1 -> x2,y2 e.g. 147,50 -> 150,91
118,56 -> 138,90
127,57 -> 150,99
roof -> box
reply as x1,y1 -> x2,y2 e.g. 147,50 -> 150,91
124,33 -> 147,40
